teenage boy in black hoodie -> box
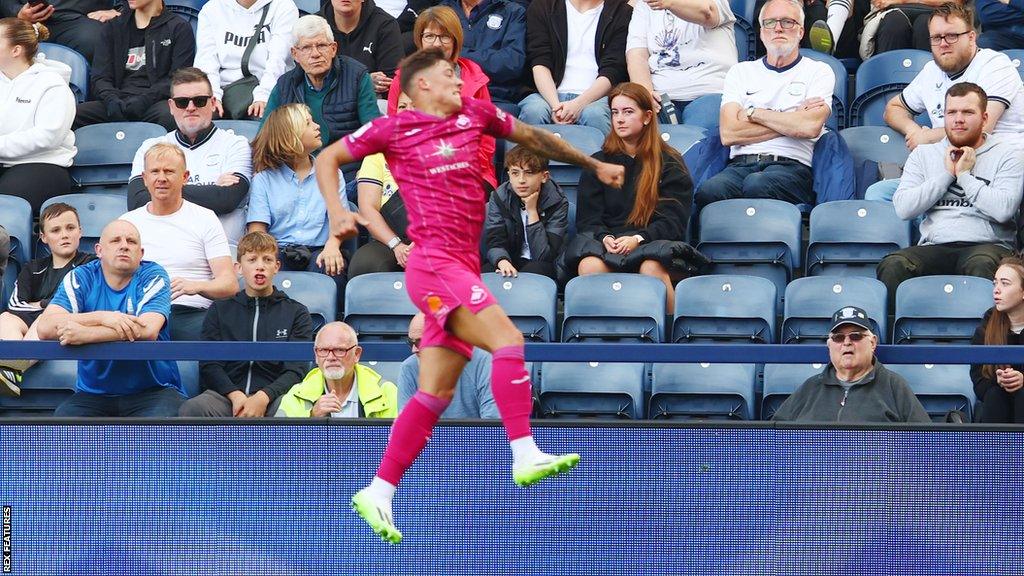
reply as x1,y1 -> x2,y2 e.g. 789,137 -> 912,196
73,0 -> 195,130
321,0 -> 403,97
179,231 -> 313,418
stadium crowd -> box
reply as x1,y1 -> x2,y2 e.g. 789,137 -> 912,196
0,0 -> 1022,422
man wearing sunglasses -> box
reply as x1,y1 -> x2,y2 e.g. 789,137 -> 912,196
773,306 -> 930,423
126,67 -> 254,247
276,321 -> 398,418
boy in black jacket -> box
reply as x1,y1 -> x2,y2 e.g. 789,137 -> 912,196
73,0 -> 195,130
179,231 -> 313,417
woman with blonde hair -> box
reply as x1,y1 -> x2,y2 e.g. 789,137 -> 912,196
246,103 -> 348,313
568,82 -> 695,313
971,256 -> 1024,423
385,6 -> 497,187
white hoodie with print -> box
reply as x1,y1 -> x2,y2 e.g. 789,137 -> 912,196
0,55 -> 76,167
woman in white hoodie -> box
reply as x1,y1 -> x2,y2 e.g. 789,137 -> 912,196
195,0 -> 298,120
0,18 -> 75,214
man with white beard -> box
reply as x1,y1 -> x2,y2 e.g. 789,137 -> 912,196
694,0 -> 834,210
275,321 -> 399,418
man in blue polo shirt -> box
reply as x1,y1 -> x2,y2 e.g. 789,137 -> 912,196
36,219 -> 184,417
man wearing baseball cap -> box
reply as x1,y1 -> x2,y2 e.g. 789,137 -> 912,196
772,306 -> 931,423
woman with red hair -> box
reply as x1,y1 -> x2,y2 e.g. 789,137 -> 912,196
971,256 -> 1024,423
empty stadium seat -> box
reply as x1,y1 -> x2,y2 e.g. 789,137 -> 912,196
761,363 -> 826,420
782,276 -> 888,343
698,199 -> 802,310
293,0 -> 320,14
70,122 -> 167,192
885,363 -> 975,421
849,49 -> 932,127
36,193 -> 128,258
562,274 -> 666,342
539,361 -> 646,419
893,276 -> 992,345
510,125 -> 604,196
649,362 -> 757,420
344,272 -> 417,340
274,271 -> 339,332
482,272 -> 557,341
806,200 -> 911,277
729,0 -> 757,60
364,361 -> 405,386
679,94 -> 721,132
0,360 -> 76,416
38,43 -> 89,103
660,124 -> 706,154
1005,50 -> 1024,81
214,120 -> 260,142
672,275 -> 777,343
799,48 -> 848,130
838,126 -> 911,196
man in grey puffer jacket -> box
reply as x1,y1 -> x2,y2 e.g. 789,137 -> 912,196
877,82 -> 1024,307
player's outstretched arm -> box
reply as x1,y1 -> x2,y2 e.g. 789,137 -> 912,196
507,120 -> 625,189
315,138 -> 368,242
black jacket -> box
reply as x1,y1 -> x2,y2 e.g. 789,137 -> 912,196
200,287 -> 313,402
970,307 -> 1024,403
321,0 -> 403,79
525,0 -> 631,89
91,8 -> 196,118
485,179 -> 569,268
576,149 -> 692,242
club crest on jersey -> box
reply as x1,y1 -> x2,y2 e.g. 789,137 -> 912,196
455,114 -> 471,129
487,15 -> 503,29
432,140 -> 456,158
495,108 -> 507,121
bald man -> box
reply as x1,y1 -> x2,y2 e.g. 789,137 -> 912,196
276,321 -> 398,418
36,219 -> 185,417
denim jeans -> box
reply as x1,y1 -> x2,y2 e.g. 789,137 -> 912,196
54,386 -> 186,417
517,92 -> 611,136
978,25 -> 1024,51
694,158 -> 813,210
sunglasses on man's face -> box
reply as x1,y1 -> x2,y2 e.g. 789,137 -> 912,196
828,331 -> 868,344
171,95 -> 212,109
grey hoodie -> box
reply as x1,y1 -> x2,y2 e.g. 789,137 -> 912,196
893,134 -> 1024,247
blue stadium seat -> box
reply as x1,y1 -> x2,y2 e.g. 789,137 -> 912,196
698,199 -> 802,310
482,272 -> 557,341
782,276 -> 888,343
539,361 -> 646,419
806,200 -> 911,277
36,193 -> 128,258
885,363 -> 975,421
849,49 -> 932,127
293,0 -> 321,14
364,361 -> 405,386
761,363 -> 826,420
177,361 -> 200,399
0,360 -> 76,416
1005,50 -> 1024,81
562,274 -> 666,343
510,125 -> 604,195
214,120 -> 260,142
70,122 -> 167,192
729,0 -> 757,60
679,94 -> 722,132
344,272 -> 417,340
893,276 -> 992,345
800,48 -> 848,130
672,275 -> 777,343
659,124 -> 706,154
649,362 -> 757,420
839,126 -> 911,195
275,271 -> 339,332
0,195 -> 32,266
38,43 -> 89,103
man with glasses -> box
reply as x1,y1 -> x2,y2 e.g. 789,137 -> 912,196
126,67 -> 254,247
276,321 -> 398,418
694,0 -> 834,210
396,313 -> 498,419
772,306 -> 930,423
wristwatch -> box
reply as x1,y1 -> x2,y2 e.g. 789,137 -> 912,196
387,236 -> 402,250
745,105 -> 756,121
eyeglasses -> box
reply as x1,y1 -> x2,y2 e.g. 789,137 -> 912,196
295,42 -> 335,55
314,344 -> 358,358
405,337 -> 421,349
928,31 -> 970,45
171,95 -> 212,109
760,18 -> 799,30
421,33 -> 454,45
828,332 -> 868,344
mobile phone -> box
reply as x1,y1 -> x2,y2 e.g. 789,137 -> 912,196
950,148 -> 964,163
27,0 -> 50,7
659,93 -> 678,125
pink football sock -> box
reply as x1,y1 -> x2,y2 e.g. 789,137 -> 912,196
376,390 -> 450,486
491,345 -> 534,441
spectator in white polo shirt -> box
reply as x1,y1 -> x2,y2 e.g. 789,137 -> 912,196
126,68 -> 254,246
625,0 -> 738,123
693,0 -> 833,210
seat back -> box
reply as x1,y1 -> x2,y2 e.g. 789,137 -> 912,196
680,94 -> 722,132
364,360 -> 405,387
214,120 -> 261,142
70,122 -> 168,190
782,276 -> 888,343
673,275 -> 777,343
894,276 -> 992,344
38,43 -> 89,103
274,271 -> 339,332
294,0 -> 321,14
539,362 -> 646,419
510,124 -> 604,192
800,49 -> 848,130
839,125 -> 911,193
649,362 -> 757,420
885,363 -> 975,421
562,274 -> 666,342
850,50 -> 932,127
482,272 -> 558,341
343,273 -> 417,340
659,124 -> 706,154
762,363 -> 827,420
36,193 -> 128,258
1003,49 -> 1024,81
0,195 -> 33,265
806,200 -> 911,277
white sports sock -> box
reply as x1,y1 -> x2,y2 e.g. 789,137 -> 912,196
364,476 -> 397,503
826,0 -> 852,41
510,436 -> 544,465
